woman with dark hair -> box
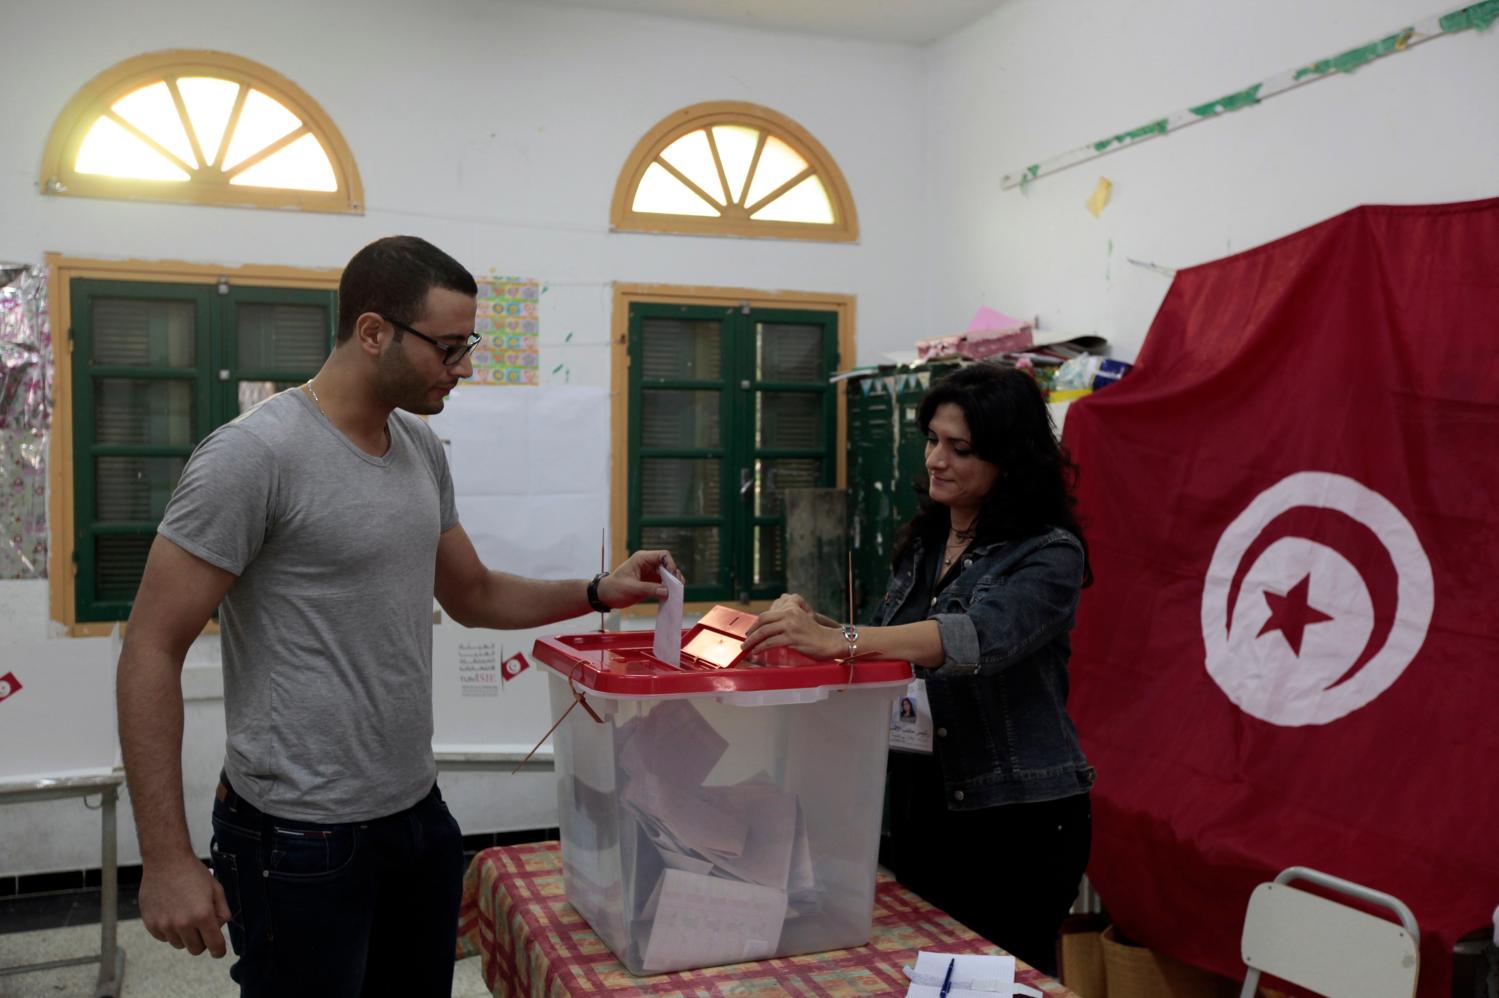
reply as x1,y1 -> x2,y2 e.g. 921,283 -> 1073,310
742,364 -> 1094,974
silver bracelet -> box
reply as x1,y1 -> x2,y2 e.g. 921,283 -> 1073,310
841,623 -> 859,659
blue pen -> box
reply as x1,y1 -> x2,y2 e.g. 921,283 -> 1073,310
938,956 -> 956,997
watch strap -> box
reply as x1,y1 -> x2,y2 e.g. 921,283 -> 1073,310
587,571 -> 611,613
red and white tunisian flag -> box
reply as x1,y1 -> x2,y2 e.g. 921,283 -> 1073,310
1063,197 -> 1499,997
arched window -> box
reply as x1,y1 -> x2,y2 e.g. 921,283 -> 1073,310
611,101 -> 857,242
40,50 -> 362,214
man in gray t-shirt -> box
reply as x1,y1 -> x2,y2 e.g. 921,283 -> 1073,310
117,237 -> 678,997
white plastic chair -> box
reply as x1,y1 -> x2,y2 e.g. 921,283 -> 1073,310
1239,866 -> 1419,998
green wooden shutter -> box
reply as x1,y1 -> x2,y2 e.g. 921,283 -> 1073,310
73,280 -> 213,621
217,285 -> 336,418
71,279 -> 334,622
738,309 -> 839,601
627,302 -> 838,604
629,305 -> 734,601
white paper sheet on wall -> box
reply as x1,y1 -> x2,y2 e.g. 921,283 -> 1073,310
528,387 -> 612,496
426,385 -> 610,751
0,638 -> 117,782
428,385 -> 609,580
437,388 -> 529,496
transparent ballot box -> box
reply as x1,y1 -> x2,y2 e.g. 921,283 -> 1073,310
533,607 -> 912,975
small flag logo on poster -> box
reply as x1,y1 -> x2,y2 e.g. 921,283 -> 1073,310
501,653 -> 530,682
0,672 -> 21,705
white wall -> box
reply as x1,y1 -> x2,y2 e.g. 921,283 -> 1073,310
925,0 -> 1499,361
0,0 -> 928,876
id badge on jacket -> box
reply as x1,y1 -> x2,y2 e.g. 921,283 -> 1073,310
888,677 -> 934,754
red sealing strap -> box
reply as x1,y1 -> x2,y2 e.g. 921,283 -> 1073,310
511,663 -> 603,775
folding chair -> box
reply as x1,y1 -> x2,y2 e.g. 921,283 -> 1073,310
1239,865 -> 1419,998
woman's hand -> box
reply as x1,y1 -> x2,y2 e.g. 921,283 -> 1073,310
743,594 -> 844,660
767,593 -> 811,614
767,593 -> 841,628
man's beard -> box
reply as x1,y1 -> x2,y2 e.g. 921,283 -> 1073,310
376,341 -> 442,415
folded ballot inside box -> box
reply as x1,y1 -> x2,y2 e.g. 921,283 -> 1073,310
533,614 -> 911,974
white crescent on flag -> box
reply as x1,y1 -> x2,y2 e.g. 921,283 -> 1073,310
1201,471 -> 1434,726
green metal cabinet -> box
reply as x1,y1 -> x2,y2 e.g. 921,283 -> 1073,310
845,363 -> 956,624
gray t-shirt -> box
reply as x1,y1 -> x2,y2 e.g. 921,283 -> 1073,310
157,388 -> 458,822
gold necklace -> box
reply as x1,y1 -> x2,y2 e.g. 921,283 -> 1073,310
304,379 -> 389,447
302,379 -> 328,417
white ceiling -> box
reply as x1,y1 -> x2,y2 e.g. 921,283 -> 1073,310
527,0 -> 1008,45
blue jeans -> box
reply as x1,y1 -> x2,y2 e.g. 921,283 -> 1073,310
209,772 -> 465,997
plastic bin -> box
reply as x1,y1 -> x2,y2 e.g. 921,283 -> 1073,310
533,607 -> 912,975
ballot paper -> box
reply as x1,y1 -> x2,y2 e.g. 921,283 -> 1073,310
697,782 -> 798,889
903,950 -> 1040,997
618,700 -> 727,788
658,847 -> 714,876
652,569 -> 685,666
623,771 -> 749,858
785,799 -> 819,915
640,868 -> 787,972
608,698 -> 818,967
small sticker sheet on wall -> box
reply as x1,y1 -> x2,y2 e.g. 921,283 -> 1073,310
470,272 -> 539,386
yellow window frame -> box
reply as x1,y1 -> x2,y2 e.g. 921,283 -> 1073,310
40,50 -> 363,215
611,101 -> 858,243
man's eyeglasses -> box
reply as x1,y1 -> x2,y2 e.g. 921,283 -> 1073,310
383,316 -> 481,366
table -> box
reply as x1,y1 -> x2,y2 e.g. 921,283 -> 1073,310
0,772 -> 126,998
457,842 -> 1079,997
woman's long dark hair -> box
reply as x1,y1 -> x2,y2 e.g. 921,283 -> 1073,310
891,364 -> 1091,586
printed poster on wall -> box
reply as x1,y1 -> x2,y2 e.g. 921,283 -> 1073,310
470,272 -> 539,386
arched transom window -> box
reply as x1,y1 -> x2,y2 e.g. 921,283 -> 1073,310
612,101 -> 857,242
41,50 -> 362,214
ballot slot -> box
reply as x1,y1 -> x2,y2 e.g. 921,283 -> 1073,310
678,605 -> 763,670
563,606 -> 817,675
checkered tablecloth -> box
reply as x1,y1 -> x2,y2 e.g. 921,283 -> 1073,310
456,842 -> 1080,997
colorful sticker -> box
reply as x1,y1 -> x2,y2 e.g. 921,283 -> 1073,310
470,273 -> 540,386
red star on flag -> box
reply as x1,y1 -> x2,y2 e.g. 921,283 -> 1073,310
1256,574 -> 1333,655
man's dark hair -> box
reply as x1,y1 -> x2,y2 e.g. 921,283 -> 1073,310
337,236 -> 478,342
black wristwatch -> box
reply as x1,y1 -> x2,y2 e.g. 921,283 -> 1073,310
586,571 -> 611,613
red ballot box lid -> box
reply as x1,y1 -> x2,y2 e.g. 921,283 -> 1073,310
533,605 -> 911,699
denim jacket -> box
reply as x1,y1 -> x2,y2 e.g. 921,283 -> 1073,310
872,526 -> 1095,810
